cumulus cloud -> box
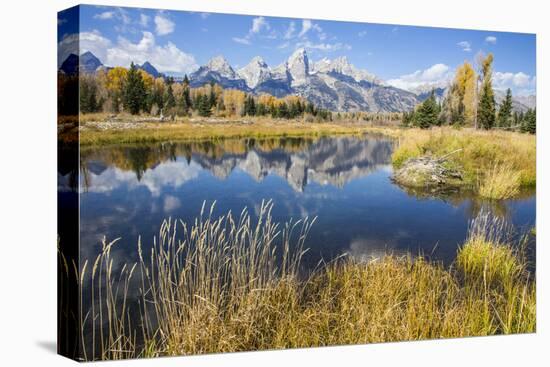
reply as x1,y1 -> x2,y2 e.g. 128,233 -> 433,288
94,7 -> 131,26
457,41 -> 472,52
58,30 -> 197,73
298,19 -> 325,39
94,11 -> 114,20
106,31 -> 197,73
57,30 -> 113,67
251,16 -> 269,34
386,63 -> 452,91
299,19 -> 313,37
154,14 -> 175,35
485,36 -> 497,44
493,71 -> 536,95
232,16 -> 271,45
284,22 -> 296,39
139,14 -> 150,27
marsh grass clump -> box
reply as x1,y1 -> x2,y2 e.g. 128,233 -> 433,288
70,202 -> 536,361
391,127 -> 535,198
456,211 -> 535,334
457,211 -> 523,286
478,163 -> 521,200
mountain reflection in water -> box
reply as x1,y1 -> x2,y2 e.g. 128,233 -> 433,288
66,135 -> 534,270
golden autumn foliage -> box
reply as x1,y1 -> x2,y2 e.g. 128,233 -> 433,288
222,89 -> 247,116
455,62 -> 477,125
104,66 -> 128,95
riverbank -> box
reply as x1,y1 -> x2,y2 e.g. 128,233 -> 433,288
70,113 -> 394,146
68,115 -> 536,199
69,203 -> 535,361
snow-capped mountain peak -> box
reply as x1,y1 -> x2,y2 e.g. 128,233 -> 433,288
313,55 -> 380,84
205,55 -> 236,79
287,48 -> 310,87
238,56 -> 271,88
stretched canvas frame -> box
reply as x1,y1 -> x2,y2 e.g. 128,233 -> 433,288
58,4 -> 536,362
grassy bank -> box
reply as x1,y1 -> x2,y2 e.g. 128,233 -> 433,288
65,202 -> 535,361
391,127 -> 536,199
74,114 -> 392,146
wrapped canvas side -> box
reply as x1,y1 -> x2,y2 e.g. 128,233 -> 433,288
57,5 -> 82,361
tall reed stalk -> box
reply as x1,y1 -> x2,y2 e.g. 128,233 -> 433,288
66,202 -> 535,361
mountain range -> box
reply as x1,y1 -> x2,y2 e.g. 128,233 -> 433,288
60,51 -> 164,79
188,48 -> 419,112
59,50 -> 535,113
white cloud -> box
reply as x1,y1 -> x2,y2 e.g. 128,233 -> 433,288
232,37 -> 251,45
493,71 -> 536,95
232,16 -> 271,45
58,29 -> 197,74
94,11 -> 115,20
96,7 -> 131,26
57,30 -> 113,67
296,41 -> 351,52
85,160 -> 201,197
284,22 -> 296,39
139,14 -> 150,27
200,12 -> 211,19
298,19 -> 324,39
457,41 -> 472,52
386,63 -> 452,91
163,195 -> 181,212
277,42 -> 290,49
299,19 -> 313,37
106,31 -> 197,73
358,30 -> 368,38
251,16 -> 269,34
485,36 -> 497,44
154,14 -> 175,35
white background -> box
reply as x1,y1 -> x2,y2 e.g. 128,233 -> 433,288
0,0 -> 546,365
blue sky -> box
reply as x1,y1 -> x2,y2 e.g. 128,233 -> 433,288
58,5 -> 536,95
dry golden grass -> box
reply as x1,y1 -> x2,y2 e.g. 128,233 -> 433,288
76,116 -> 388,146
391,127 -> 536,198
67,202 -> 535,361
479,163 -> 522,200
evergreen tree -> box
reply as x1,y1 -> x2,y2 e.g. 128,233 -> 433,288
243,95 -> 256,116
176,89 -> 189,115
197,94 -> 211,117
497,88 -> 513,127
257,103 -> 267,116
123,62 -> 146,115
277,102 -> 289,118
521,108 -> 536,134
477,54 -> 496,129
183,87 -> 191,111
164,84 -> 176,110
208,81 -> 217,108
305,102 -> 315,115
289,101 -> 300,118
80,77 -> 100,113
414,91 -> 439,129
